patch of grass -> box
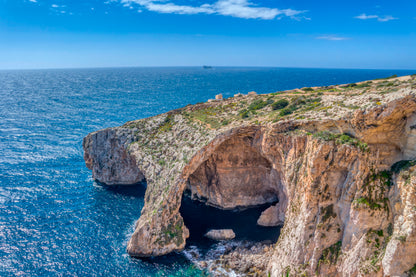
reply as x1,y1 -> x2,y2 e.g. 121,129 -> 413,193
158,114 -> 174,132
354,197 -> 383,210
354,197 -> 370,206
187,106 -> 222,129
302,87 -> 314,92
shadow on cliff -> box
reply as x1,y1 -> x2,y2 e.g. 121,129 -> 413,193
94,180 -> 147,198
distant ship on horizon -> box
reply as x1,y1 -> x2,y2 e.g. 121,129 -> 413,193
202,65 -> 213,69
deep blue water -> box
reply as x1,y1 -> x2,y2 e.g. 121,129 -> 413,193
0,67 -> 415,276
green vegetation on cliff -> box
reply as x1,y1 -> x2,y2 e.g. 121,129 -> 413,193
313,131 -> 368,151
124,75 -> 416,133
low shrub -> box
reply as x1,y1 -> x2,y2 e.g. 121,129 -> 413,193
248,99 -> 269,111
272,99 -> 289,110
346,83 -> 357,88
279,107 -> 292,116
239,109 -> 249,119
313,131 -> 368,151
355,82 -> 371,88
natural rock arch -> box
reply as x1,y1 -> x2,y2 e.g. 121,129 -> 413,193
186,131 -> 279,209
179,126 -> 289,227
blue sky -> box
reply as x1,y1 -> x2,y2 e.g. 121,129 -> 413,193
0,0 -> 415,69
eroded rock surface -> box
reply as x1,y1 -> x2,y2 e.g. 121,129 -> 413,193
187,130 -> 279,209
83,76 -> 416,276
83,128 -> 145,185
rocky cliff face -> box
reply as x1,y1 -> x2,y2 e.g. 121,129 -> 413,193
83,128 -> 145,185
83,75 -> 416,276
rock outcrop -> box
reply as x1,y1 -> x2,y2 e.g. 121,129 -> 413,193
83,128 -> 145,185
257,204 -> 284,227
83,75 -> 416,276
205,229 -> 236,240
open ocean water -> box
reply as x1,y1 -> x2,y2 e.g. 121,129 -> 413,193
0,67 -> 415,276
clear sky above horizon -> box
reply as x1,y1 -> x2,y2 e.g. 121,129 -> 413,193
0,0 -> 415,70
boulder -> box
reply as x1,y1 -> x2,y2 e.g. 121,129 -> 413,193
204,229 -> 235,240
257,204 -> 284,227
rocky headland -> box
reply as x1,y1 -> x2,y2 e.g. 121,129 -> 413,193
83,75 -> 416,276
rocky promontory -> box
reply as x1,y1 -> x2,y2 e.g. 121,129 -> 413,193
83,75 -> 416,276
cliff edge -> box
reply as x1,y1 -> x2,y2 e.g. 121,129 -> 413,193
83,75 -> 416,276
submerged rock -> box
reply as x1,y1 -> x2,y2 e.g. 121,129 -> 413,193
205,229 -> 236,240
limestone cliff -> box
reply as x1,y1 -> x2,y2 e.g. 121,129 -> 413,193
83,75 -> 416,276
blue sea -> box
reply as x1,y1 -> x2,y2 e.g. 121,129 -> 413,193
1,67 -> 415,276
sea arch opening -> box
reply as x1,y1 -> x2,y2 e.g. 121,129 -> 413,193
179,128 -> 287,246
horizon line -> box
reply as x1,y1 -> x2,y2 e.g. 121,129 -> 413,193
1,65 -> 416,72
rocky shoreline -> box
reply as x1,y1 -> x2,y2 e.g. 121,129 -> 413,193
183,240 -> 274,276
83,75 -> 416,276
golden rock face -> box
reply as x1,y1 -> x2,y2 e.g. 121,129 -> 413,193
84,76 -> 416,276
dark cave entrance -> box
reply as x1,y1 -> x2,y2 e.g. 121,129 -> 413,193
179,134 -> 286,250
179,194 -> 282,249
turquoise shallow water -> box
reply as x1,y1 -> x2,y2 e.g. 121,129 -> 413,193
0,67 -> 414,276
